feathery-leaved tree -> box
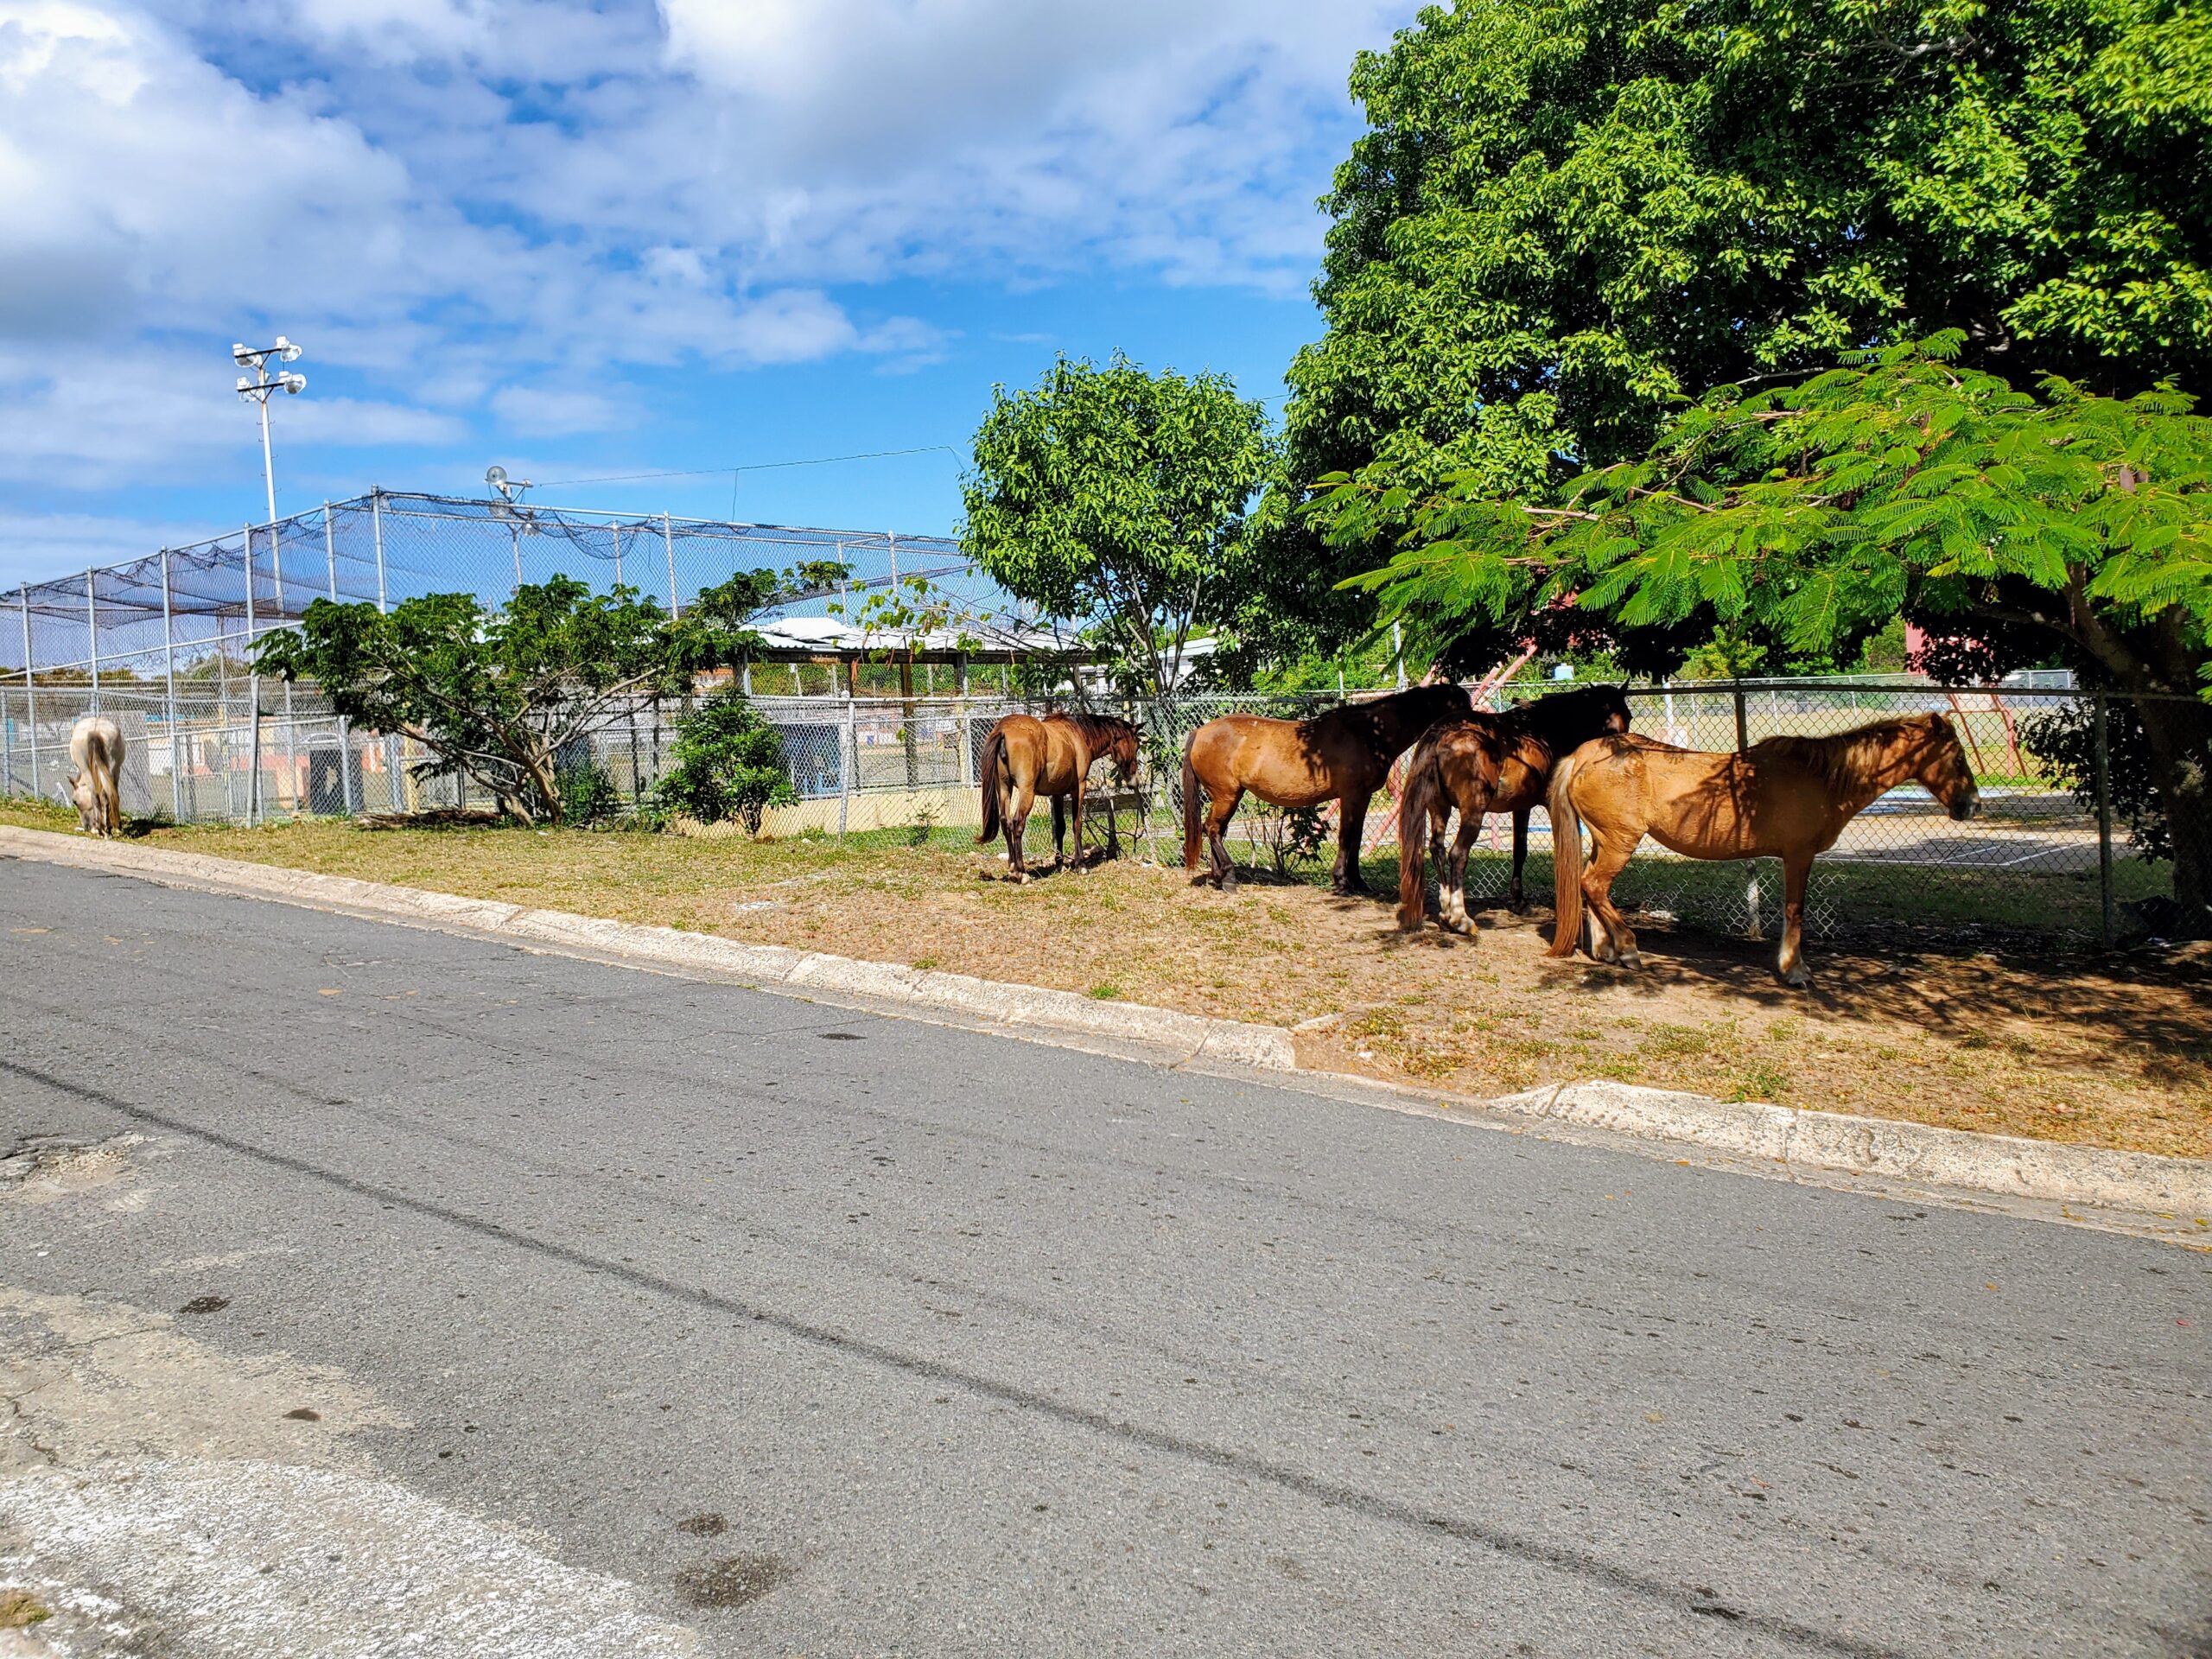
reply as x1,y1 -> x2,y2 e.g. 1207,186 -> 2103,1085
1329,336 -> 2212,910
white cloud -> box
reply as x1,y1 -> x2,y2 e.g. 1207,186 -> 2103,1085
0,508 -> 219,589
0,0 -> 1414,493
488,384 -> 626,437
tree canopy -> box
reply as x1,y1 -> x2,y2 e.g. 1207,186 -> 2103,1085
256,571 -> 778,823
963,353 -> 1274,701
1258,0 -> 2212,653
1329,335 -> 2212,901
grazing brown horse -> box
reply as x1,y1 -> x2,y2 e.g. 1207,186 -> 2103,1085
977,711 -> 1141,883
1548,714 -> 1980,986
1181,682 -> 1473,894
1395,683 -> 1634,934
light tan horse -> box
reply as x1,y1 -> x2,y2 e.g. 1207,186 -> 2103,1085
66,715 -> 125,838
1548,714 -> 1980,986
977,711 -> 1141,883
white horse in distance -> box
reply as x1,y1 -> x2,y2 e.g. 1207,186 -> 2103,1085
66,715 -> 125,837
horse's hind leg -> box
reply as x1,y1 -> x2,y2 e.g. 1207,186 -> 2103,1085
1005,781 -> 1037,883
1205,790 -> 1243,893
1440,817 -> 1479,935
1334,792 -> 1371,895
1777,851 -> 1814,988
1582,834 -> 1640,968
1508,809 -> 1530,912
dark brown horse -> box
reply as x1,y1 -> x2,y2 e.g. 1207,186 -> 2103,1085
1181,682 -> 1474,895
977,711 -> 1141,883
1548,714 -> 1980,985
1395,683 -> 1635,934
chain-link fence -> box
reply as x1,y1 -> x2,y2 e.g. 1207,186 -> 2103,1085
1128,677 -> 2199,947
0,497 -> 2196,949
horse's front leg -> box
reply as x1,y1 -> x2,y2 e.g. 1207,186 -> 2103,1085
1069,780 -> 1087,874
1334,793 -> 1371,895
1051,796 -> 1067,869
1006,782 -> 1036,884
1777,852 -> 1814,988
1509,809 -> 1530,912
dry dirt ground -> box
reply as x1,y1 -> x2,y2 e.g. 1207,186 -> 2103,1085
8,801 -> 2207,1160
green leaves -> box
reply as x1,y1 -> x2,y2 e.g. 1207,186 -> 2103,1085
1266,0 -> 2212,657
1333,346 -> 2212,692
254,570 -> 783,823
654,686 -> 797,835
962,353 -> 1274,698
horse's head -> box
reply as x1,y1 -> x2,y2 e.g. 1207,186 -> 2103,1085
1106,721 -> 1141,785
1912,714 -> 1980,821
1597,683 -> 1633,735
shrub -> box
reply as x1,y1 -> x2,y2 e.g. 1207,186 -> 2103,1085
656,688 -> 796,835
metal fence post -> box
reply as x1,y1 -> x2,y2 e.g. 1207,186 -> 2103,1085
161,548 -> 182,822
372,490 -> 402,811
839,693 -> 854,838
324,505 -> 354,816
2094,692 -> 2114,947
663,512 -> 679,620
243,524 -> 260,826
85,569 -> 99,711
1732,680 -> 1761,938
18,586 -> 36,802
271,516 -> 296,817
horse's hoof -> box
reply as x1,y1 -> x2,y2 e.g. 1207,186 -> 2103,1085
1783,965 -> 1811,988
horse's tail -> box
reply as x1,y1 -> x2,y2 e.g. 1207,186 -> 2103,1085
1396,734 -> 1442,931
1180,737 -> 1204,871
976,728 -> 1006,843
1547,747 -> 1586,958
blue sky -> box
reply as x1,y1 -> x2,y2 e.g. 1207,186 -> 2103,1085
0,0 -> 1420,587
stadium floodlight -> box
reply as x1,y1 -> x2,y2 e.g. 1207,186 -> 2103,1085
234,334 -> 308,526
484,465 -> 537,588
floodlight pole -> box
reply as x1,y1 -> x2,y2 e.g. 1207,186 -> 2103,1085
234,336 -> 303,826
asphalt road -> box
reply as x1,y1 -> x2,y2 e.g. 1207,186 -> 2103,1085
0,856 -> 2205,1657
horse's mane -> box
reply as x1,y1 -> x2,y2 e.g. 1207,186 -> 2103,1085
1746,715 -> 1937,791
1052,709 -> 1136,747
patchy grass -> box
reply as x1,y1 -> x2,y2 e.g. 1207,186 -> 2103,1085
7,797 -> 2208,1160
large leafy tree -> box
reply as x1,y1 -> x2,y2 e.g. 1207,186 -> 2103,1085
1332,338 -> 2212,910
1263,0 -> 2212,653
257,571 -> 778,823
963,353 -> 1274,702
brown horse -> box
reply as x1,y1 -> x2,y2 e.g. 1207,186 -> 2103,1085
1395,683 -> 1635,934
1548,714 -> 1980,986
1181,682 -> 1473,894
977,711 -> 1141,883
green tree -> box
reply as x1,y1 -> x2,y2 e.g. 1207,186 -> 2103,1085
1331,338 -> 2212,910
963,353 -> 1274,702
255,571 -> 775,824
1265,0 -> 2212,655
655,687 -> 798,834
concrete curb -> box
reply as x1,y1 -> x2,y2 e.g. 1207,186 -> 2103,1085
5,823 -> 2206,1222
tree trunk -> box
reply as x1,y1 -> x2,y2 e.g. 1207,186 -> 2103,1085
522,743 -> 563,825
